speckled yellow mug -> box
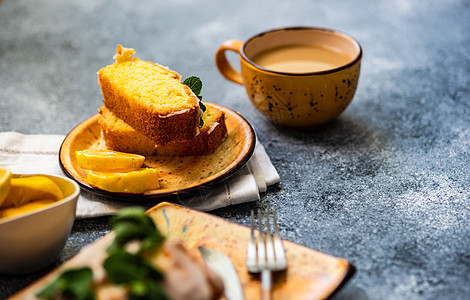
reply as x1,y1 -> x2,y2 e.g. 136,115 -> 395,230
215,27 -> 362,128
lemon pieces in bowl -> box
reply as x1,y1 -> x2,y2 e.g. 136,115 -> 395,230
0,168 -> 65,220
3,176 -> 63,208
0,199 -> 57,219
76,149 -> 160,193
0,171 -> 79,274
0,167 -> 12,207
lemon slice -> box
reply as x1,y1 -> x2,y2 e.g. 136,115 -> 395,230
87,168 -> 160,193
3,176 -> 64,208
76,149 -> 145,171
0,199 -> 56,220
0,167 -> 12,207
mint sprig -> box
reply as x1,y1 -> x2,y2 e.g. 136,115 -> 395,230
103,208 -> 167,299
183,76 -> 206,127
37,208 -> 168,300
36,267 -> 95,300
103,249 -> 167,300
104,208 -> 167,300
107,207 -> 164,255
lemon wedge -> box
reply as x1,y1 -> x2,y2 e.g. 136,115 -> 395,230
86,168 -> 160,193
0,168 -> 12,207
0,199 -> 56,220
2,176 -> 64,208
76,149 -> 145,171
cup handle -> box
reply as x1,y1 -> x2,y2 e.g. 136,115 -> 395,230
215,40 -> 244,85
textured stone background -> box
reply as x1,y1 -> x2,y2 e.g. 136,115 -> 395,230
1,0 -> 469,299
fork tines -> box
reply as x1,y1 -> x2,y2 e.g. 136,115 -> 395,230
247,208 -> 287,273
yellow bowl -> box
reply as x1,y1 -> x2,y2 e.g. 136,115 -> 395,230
0,174 -> 79,274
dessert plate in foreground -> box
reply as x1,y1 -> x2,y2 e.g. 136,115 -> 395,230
12,202 -> 355,300
59,103 -> 255,200
150,203 -> 356,299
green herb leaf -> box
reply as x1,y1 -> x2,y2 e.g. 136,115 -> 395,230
199,101 -> 206,113
140,234 -> 166,254
184,76 -> 206,127
129,281 -> 148,297
107,207 -> 164,254
127,280 -> 168,300
183,76 -> 203,96
144,280 -> 169,300
104,208 -> 166,299
36,267 -> 95,300
104,249 -> 166,300
111,207 -> 156,233
104,250 -> 163,284
38,208 -> 168,300
104,250 -> 144,283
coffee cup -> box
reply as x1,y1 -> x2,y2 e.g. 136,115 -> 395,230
215,26 -> 362,128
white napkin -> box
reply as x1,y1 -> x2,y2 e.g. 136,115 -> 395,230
0,132 -> 280,218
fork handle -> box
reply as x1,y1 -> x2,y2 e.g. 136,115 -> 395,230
261,269 -> 272,300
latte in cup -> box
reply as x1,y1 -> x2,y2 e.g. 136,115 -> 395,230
251,44 -> 354,74
216,27 -> 362,128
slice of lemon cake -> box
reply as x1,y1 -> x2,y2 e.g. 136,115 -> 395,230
98,45 -> 202,145
98,103 -> 227,156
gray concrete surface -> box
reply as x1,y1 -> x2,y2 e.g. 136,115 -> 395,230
1,0 -> 469,299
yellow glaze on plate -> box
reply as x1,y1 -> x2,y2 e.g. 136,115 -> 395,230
59,103 -> 255,199
11,202 -> 355,299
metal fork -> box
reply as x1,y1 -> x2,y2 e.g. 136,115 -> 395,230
246,208 -> 287,300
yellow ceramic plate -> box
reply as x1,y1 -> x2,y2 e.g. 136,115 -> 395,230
11,202 -> 355,299
59,103 -> 255,200
150,203 -> 356,299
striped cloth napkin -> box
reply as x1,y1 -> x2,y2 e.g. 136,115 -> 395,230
0,132 -> 280,218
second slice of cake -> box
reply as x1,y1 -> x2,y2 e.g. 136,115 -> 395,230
98,103 -> 227,156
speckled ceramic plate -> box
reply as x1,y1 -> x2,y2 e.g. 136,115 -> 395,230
149,203 -> 356,299
11,202 -> 356,300
59,103 -> 255,200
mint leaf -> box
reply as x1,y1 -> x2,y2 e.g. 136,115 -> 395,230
199,101 -> 206,113
183,76 -> 203,96
104,250 -> 145,283
104,208 -> 166,299
140,234 -> 165,254
111,207 -> 156,234
104,250 -> 163,284
107,207 -> 164,254
38,208 -> 168,300
184,76 -> 206,127
104,249 -> 166,300
128,280 -> 168,300
144,281 -> 169,300
37,267 -> 95,300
